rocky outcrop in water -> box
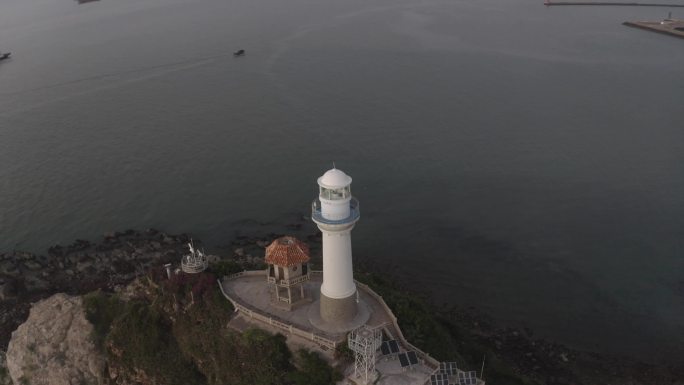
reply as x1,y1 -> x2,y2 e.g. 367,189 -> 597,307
0,229 -> 190,350
6,293 -> 106,385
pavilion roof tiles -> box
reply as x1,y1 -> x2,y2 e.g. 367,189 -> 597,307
265,236 -> 310,267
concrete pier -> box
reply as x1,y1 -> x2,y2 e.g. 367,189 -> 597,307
623,19 -> 684,39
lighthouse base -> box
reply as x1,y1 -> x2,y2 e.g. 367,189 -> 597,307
320,291 -> 358,324
308,292 -> 369,334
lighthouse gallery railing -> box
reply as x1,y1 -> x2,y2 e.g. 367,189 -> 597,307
311,197 -> 360,225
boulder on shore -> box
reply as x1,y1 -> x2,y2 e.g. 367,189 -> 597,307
6,293 -> 106,385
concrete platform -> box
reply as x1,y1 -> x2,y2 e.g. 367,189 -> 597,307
624,19 -> 684,39
222,273 -> 384,341
221,272 -> 446,385
374,358 -> 435,385
339,354 -> 436,385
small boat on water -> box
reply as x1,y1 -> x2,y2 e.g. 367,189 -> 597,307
0,52 -> 11,61
233,49 -> 245,57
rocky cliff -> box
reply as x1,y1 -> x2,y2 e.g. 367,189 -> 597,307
6,293 -> 106,385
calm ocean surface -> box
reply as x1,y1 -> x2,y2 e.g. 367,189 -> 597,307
0,0 -> 682,362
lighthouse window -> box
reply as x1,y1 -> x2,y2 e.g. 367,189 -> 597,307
320,187 -> 331,200
320,186 -> 350,200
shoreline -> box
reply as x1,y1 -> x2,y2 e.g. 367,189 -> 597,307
0,229 -> 190,349
1,230 -> 682,384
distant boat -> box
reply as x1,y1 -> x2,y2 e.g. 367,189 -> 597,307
0,52 -> 11,61
233,49 -> 245,57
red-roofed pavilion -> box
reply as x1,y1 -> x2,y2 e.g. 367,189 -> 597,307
265,236 -> 311,309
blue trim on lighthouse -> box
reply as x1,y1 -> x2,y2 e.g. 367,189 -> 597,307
311,198 -> 360,226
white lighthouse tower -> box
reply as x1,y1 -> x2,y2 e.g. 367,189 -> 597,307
311,167 -> 360,324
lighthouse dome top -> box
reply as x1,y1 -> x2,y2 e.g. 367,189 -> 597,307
318,168 -> 352,188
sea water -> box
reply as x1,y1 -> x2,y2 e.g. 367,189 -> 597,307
0,0 -> 682,361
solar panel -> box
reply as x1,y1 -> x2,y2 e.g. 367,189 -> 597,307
466,370 -> 478,385
407,351 -> 418,365
430,373 -> 449,385
388,340 -> 400,353
380,341 -> 390,355
458,370 -> 478,385
440,362 -> 458,375
398,352 -> 410,368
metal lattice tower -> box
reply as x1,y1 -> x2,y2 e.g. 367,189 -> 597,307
348,325 -> 382,384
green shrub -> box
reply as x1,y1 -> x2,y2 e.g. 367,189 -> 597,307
174,323 -> 293,385
82,291 -> 125,349
287,349 -> 343,385
83,271 -> 340,385
106,300 -> 204,385
334,340 -> 354,364
210,260 -> 244,277
356,272 -> 460,361
0,366 -> 9,383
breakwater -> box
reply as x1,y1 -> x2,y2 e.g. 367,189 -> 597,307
623,20 -> 684,38
545,1 -> 684,6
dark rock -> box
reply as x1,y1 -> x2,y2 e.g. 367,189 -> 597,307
76,260 -> 94,273
48,246 -> 64,257
0,279 -> 19,301
0,262 -> 17,275
22,260 -> 43,271
112,260 -> 135,274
